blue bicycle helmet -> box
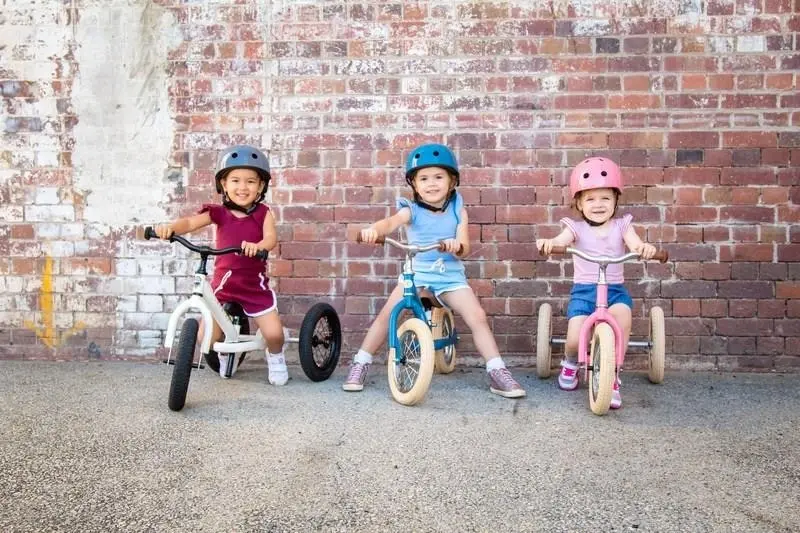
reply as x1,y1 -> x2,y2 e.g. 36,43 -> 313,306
214,145 -> 271,199
404,143 -> 460,186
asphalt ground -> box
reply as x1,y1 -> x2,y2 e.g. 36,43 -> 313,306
1,360 -> 798,533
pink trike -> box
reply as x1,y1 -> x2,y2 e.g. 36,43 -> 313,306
537,245 -> 668,415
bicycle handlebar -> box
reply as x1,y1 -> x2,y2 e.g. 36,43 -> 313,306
355,234 -> 464,255
546,245 -> 668,264
143,226 -> 268,261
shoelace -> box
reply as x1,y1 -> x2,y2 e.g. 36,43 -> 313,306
348,363 -> 367,382
492,368 -> 518,389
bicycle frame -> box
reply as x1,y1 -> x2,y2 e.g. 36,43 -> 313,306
383,238 -> 458,359
163,273 -> 265,363
569,248 -> 641,377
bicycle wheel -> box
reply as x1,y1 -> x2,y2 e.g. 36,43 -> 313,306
388,318 -> 435,406
648,306 -> 665,384
587,323 -> 615,416
432,308 -> 457,374
298,302 -> 342,382
168,318 -> 198,412
536,303 -> 553,378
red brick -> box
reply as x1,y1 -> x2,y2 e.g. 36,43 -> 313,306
720,244 -> 774,262
722,132 -> 778,148
667,132 -> 719,148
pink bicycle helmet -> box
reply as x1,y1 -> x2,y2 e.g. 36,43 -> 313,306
569,157 -> 623,199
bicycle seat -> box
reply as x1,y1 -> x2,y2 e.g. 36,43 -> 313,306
418,288 -> 444,309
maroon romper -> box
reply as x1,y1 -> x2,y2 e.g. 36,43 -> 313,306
200,203 -> 276,317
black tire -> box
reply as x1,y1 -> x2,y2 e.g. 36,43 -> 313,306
205,303 -> 250,374
168,318 -> 198,411
298,303 -> 342,382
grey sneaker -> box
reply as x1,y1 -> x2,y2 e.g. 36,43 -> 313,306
488,368 -> 526,398
343,362 -> 370,392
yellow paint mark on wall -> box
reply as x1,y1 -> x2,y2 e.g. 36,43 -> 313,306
24,255 -> 85,348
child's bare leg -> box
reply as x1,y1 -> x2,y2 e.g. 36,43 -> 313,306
564,316 -> 587,363
343,283 -> 404,391
197,318 -> 222,353
559,315 -> 587,391
439,288 -> 525,398
253,309 -> 287,385
608,303 -> 632,364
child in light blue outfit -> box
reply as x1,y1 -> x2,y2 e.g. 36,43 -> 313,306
343,143 -> 526,398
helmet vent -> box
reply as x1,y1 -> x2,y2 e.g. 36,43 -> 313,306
601,171 -> 607,176
583,172 -> 589,179
433,150 -> 439,156
251,153 -> 258,159
231,152 -> 239,159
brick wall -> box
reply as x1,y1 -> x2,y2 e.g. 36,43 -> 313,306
0,1 -> 798,370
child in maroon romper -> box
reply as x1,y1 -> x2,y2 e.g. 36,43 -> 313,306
155,145 -> 288,385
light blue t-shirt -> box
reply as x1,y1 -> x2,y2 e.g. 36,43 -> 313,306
396,192 -> 466,281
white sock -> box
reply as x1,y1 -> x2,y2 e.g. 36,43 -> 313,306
218,354 -> 231,378
485,357 -> 506,372
354,349 -> 373,366
266,352 -> 288,386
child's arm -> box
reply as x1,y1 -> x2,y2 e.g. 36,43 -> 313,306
536,228 -> 575,255
360,208 -> 412,243
154,213 -> 212,240
623,226 -> 656,260
242,210 -> 278,257
441,207 -> 469,257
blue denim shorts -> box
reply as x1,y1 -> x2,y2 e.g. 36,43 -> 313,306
566,283 -> 633,319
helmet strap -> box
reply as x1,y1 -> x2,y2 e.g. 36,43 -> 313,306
414,189 -> 455,213
222,193 -> 259,215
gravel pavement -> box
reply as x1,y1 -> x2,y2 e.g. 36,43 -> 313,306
1,360 -> 798,533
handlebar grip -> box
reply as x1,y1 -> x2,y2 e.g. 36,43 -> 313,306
653,250 -> 669,263
438,242 -> 465,255
355,233 -> 385,245
144,226 -> 157,240
255,250 -> 268,261
548,245 -> 567,256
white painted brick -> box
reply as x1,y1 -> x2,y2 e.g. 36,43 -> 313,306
14,294 -> 33,310
0,206 -> 24,221
138,294 -> 164,313
4,277 -> 24,293
46,241 -> 75,257
137,259 -> 163,276
34,187 -> 59,205
138,330 -> 163,348
737,35 -> 765,53
35,150 -> 60,167
125,312 -> 170,330
117,330 -> 138,347
125,276 -> 174,295
25,205 -> 74,222
0,311 -> 23,327
61,223 -> 84,239
37,223 -> 61,239
115,259 -> 138,276
164,259 -> 190,275
116,295 -> 138,312
74,312 -> 115,327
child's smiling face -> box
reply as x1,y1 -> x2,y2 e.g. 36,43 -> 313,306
222,168 -> 264,209
576,187 -> 618,225
412,166 -> 454,208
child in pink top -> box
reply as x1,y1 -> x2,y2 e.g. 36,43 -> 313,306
154,145 -> 288,385
536,157 -> 656,408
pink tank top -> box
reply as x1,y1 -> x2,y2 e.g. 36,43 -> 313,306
561,214 -> 632,284
199,203 -> 269,272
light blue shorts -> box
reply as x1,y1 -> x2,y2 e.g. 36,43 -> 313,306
402,270 -> 469,299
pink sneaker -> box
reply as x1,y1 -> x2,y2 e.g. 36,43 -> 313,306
488,368 -> 526,398
342,362 -> 369,392
610,378 -> 622,409
558,360 -> 579,391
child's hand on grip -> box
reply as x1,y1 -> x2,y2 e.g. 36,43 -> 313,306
154,224 -> 174,240
635,242 -> 657,260
536,238 -> 555,255
360,227 -> 379,244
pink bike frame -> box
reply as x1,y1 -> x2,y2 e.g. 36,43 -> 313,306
576,282 -> 627,380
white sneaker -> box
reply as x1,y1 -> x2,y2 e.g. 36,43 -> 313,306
267,354 -> 288,386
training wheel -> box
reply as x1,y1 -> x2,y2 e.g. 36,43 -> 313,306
432,307 -> 457,374
536,303 -> 553,378
648,306 -> 665,384
298,302 -> 342,382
